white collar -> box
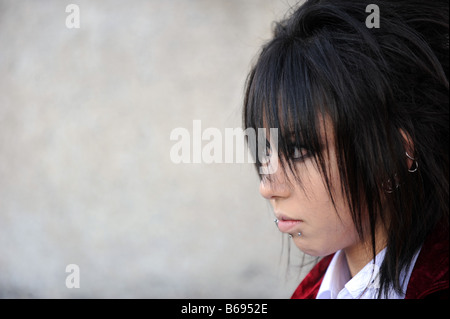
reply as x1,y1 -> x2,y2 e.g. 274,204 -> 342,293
317,247 -> 421,299
316,249 -> 351,299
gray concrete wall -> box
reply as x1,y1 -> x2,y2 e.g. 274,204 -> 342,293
0,0 -> 311,298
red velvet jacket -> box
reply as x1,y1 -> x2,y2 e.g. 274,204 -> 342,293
291,225 -> 449,299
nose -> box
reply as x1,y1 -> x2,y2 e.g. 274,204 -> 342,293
259,167 -> 291,200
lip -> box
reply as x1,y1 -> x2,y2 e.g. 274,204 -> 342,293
275,214 -> 303,233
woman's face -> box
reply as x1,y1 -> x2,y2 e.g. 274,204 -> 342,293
259,123 -> 360,257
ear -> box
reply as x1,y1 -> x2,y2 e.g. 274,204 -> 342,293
399,129 -> 415,170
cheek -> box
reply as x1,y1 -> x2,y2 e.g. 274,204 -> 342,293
291,163 -> 359,256
296,211 -> 359,257
296,201 -> 359,256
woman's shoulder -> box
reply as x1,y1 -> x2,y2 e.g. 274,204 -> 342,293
405,222 -> 449,299
291,222 -> 449,299
291,254 -> 334,299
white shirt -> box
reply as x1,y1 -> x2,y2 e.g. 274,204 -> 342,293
316,247 -> 421,299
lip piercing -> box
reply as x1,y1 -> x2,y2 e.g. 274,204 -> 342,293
274,219 -> 301,237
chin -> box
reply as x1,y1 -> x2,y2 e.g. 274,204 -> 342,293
294,241 -> 336,257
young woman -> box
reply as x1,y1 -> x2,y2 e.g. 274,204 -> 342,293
243,0 -> 448,299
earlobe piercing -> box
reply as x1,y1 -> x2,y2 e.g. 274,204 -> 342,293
405,152 -> 418,173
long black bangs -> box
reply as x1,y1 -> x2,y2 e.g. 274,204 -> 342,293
243,38 -> 334,194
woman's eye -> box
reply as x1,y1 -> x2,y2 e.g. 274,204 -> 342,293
265,141 -> 273,157
291,146 -> 309,160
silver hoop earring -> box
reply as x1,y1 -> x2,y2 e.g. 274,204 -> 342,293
405,152 -> 418,173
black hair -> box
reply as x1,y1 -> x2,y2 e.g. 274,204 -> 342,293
243,0 -> 448,298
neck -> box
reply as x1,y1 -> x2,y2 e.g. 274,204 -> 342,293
344,224 -> 387,277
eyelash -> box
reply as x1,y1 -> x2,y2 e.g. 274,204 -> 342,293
262,140 -> 273,159
289,145 -> 310,161
263,141 -> 311,162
